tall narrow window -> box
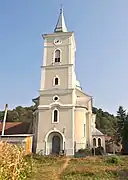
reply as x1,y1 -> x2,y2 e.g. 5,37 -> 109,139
54,110 -> 58,122
98,138 -> 101,146
52,109 -> 59,123
53,76 -> 60,86
55,77 -> 59,85
55,49 -> 60,62
93,138 -> 96,147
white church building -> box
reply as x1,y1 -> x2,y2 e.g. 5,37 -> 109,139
32,8 -> 105,156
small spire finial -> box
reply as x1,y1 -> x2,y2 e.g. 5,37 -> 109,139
60,4 -> 63,12
54,6 -> 68,32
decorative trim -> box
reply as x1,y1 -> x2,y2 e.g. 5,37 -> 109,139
38,101 -> 74,110
41,63 -> 73,69
53,95 -> 59,102
68,66 -> 72,88
43,46 -> 47,66
39,88 -> 74,95
40,68 -> 45,90
42,32 -> 74,39
72,106 -> 75,155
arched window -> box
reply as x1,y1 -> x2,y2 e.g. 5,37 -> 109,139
55,77 -> 59,85
53,76 -> 60,86
55,49 -> 60,62
52,109 -> 59,123
93,138 -> 96,147
98,138 -> 101,147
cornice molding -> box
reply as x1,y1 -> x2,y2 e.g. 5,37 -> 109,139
42,32 -> 74,39
41,63 -> 73,69
39,88 -> 74,95
38,102 -> 74,110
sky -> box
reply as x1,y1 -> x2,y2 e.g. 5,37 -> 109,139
0,0 -> 128,114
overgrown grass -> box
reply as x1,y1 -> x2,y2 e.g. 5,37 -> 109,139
27,155 -> 65,180
0,141 -> 32,180
2,147 -> 126,180
61,156 -> 128,180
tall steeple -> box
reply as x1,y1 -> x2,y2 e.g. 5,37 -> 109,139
54,7 -> 68,32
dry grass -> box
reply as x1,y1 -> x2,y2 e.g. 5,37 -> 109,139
0,141 -> 32,180
27,155 -> 66,180
27,155 -> 128,180
61,156 -> 128,180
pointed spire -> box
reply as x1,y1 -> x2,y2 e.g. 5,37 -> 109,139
54,6 -> 68,33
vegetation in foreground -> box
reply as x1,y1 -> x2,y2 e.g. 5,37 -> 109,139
27,155 -> 65,180
0,141 -> 32,180
0,143 -> 128,180
27,155 -> 128,180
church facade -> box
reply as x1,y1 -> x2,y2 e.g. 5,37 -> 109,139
32,8 -> 105,156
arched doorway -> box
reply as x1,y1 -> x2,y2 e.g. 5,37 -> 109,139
52,135 -> 60,154
46,131 -> 64,155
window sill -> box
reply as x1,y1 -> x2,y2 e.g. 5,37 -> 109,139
52,121 -> 59,124
52,62 -> 61,65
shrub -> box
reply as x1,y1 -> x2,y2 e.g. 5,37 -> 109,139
106,155 -> 120,165
78,148 -> 90,155
92,146 -> 104,155
0,141 -> 32,180
75,148 -> 91,157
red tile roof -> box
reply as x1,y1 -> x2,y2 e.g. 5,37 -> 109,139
0,122 -> 30,135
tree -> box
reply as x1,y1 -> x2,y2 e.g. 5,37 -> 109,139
116,106 -> 126,143
92,107 -> 117,136
122,119 -> 128,154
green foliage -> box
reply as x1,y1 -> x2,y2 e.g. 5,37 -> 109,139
92,146 -> 104,155
116,106 -> 128,154
122,120 -> 128,154
106,156 -> 120,165
75,148 -> 92,157
116,106 -> 126,142
92,107 -> 117,136
0,106 -> 34,122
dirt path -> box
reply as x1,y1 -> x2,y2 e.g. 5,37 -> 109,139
58,158 -> 70,178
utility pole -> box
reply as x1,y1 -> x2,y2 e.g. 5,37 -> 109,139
2,104 -> 8,136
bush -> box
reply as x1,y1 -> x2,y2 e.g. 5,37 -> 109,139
92,146 -> 104,155
106,155 -> 120,165
74,148 -> 91,158
78,148 -> 91,155
0,141 -> 32,180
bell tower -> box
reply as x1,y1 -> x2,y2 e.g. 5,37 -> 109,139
36,7 -> 76,156
40,7 -> 76,91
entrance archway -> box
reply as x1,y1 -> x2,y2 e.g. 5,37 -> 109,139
46,131 -> 64,155
52,135 -> 60,154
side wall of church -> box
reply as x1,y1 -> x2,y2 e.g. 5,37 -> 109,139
74,108 -> 86,151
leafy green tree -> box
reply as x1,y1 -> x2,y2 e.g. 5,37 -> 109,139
93,107 -> 117,136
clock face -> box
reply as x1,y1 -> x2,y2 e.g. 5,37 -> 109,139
54,38 -> 62,45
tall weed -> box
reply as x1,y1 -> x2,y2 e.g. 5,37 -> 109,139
0,141 -> 32,180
